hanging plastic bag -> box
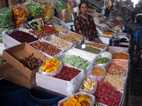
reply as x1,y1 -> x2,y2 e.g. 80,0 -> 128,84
0,7 -> 12,28
43,3 -> 55,21
12,4 -> 28,27
26,2 -> 43,18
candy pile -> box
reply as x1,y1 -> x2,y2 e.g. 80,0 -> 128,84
95,81 -> 122,106
40,58 -> 61,76
59,93 -> 93,106
9,30 -> 38,43
81,77 -> 97,93
55,66 -> 80,81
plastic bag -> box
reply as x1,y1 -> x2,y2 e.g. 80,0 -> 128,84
12,4 -> 28,27
56,0 -> 66,13
0,7 -> 12,28
26,2 -> 43,18
43,3 -> 55,21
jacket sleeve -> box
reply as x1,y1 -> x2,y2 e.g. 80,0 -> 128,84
74,17 -> 82,34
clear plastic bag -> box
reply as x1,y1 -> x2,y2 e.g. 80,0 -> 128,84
12,4 -> 28,27
0,7 -> 12,28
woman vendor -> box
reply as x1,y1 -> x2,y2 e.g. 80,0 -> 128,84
74,2 -> 101,42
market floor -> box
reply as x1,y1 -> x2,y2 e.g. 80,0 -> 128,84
0,80 -> 64,106
125,62 -> 142,106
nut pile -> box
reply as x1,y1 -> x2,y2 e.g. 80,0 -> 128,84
31,41 -> 61,56
46,35 -> 72,50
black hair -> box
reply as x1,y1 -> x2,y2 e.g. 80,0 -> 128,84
78,1 -> 88,10
136,14 -> 142,25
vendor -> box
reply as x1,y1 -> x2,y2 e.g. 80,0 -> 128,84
74,2 -> 101,42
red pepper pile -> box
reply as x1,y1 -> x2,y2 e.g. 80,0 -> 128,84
95,81 -> 122,106
55,66 -> 80,81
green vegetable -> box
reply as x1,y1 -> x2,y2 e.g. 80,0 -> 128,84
63,55 -> 89,70
27,2 -> 43,18
56,0 -> 66,13
0,7 -> 12,27
96,57 -> 109,64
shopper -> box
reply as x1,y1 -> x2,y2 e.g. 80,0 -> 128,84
129,13 -> 142,64
74,2 -> 101,42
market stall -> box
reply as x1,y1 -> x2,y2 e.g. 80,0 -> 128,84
0,16 -> 128,106
0,1 -> 129,106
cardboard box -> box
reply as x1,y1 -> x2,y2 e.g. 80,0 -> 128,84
0,63 -> 33,87
2,29 -> 37,49
3,31 -> 21,49
36,66 -> 84,96
3,43 -> 48,88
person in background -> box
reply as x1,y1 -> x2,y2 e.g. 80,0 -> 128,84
74,2 -> 101,42
129,13 -> 142,64
104,0 -> 113,17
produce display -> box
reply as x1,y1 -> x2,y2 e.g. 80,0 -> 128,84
26,2 -> 43,18
95,81 -> 122,106
59,32 -> 83,44
12,5 -> 28,27
0,6 -> 129,106
43,4 -> 54,20
86,42 -> 107,50
31,41 -> 61,56
28,18 -> 44,33
59,93 -> 93,106
63,55 -> 89,70
55,66 -> 80,81
105,73 -> 124,92
9,30 -> 38,43
40,58 -> 62,76
108,60 -> 127,75
44,24 -> 57,34
0,7 -> 12,27
45,35 -> 73,50
76,44 -> 101,54
112,52 -> 128,59
96,57 -> 109,64
19,54 -> 43,70
90,66 -> 106,81
80,77 -> 97,93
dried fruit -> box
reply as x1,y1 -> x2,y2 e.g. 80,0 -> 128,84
19,54 -> 43,71
55,66 -> 80,81
31,41 -> 61,56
